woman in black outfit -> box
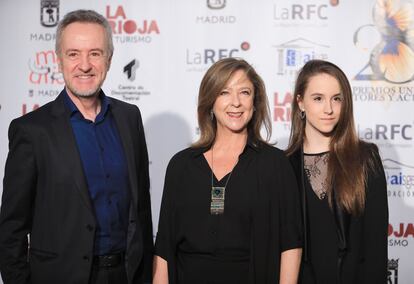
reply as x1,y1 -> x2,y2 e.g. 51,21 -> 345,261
286,60 -> 388,284
153,58 -> 302,284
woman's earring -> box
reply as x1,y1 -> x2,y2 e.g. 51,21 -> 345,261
300,110 -> 306,120
210,110 -> 214,121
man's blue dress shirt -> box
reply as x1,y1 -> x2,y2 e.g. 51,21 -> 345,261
64,90 -> 130,256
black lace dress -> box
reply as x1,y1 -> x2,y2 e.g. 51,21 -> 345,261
302,152 -> 338,284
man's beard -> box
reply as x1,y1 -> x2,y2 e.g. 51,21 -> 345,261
66,84 -> 101,98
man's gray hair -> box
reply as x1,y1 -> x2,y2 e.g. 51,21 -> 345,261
55,9 -> 113,58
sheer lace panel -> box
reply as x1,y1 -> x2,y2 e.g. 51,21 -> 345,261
304,152 -> 329,200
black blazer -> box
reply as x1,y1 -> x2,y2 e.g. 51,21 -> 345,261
0,91 -> 153,284
288,144 -> 388,284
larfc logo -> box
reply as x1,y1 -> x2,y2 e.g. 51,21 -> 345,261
40,0 -> 59,27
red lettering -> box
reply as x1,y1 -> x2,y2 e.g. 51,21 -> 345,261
106,6 -> 159,35
124,20 -> 137,34
389,223 -> 414,238
388,224 -> 393,237
147,21 -> 160,34
404,223 -> 414,238
273,92 -> 292,122
274,107 -> 286,122
274,92 -> 293,106
394,223 -> 404,237
109,21 -> 116,34
106,5 -> 126,19
36,51 -> 56,66
22,104 -> 40,115
29,72 -> 42,84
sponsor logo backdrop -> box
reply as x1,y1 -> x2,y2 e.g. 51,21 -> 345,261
0,0 -> 413,283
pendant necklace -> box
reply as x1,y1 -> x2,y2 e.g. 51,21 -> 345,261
210,148 -> 236,215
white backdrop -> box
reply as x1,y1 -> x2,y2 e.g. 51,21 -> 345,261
0,0 -> 413,283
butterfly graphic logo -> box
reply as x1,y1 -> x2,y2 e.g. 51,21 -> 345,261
354,0 -> 414,83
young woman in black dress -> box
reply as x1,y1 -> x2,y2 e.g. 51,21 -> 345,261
286,60 -> 388,284
153,58 -> 302,283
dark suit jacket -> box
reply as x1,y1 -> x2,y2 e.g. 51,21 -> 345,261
0,91 -> 153,284
288,143 -> 388,284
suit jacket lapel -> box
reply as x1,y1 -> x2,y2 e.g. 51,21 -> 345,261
332,183 -> 350,255
111,100 -> 139,207
50,92 -> 92,212
289,149 -> 309,261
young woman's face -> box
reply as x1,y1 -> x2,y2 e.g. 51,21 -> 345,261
298,73 -> 342,139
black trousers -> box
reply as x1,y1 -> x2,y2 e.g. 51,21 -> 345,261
90,262 -> 128,284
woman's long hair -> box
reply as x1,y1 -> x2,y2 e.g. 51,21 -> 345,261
192,57 -> 271,148
286,60 -> 376,216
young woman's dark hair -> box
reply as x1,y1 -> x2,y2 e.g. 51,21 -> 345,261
286,59 -> 378,215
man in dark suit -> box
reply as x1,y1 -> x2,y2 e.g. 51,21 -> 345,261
0,10 -> 153,284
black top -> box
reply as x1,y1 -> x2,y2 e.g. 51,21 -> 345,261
156,141 -> 302,284
304,152 -> 338,283
289,143 -> 388,284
